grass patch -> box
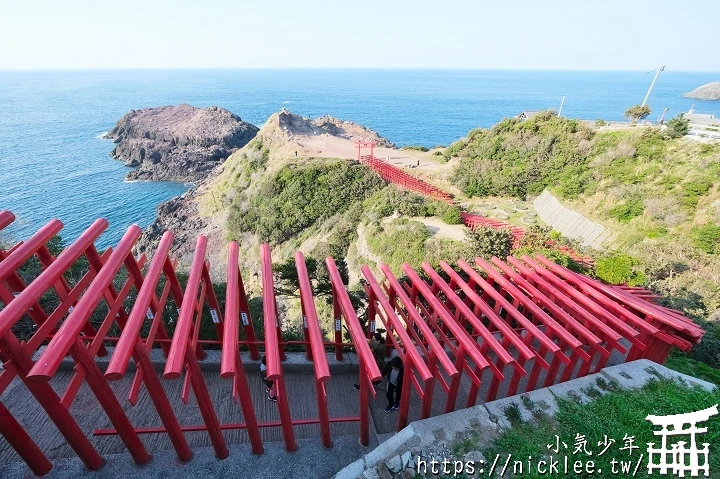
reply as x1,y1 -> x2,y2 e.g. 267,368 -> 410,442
666,354 -> 720,386
483,379 -> 719,479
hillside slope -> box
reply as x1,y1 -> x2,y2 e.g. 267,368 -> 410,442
139,110 -> 457,280
447,112 -> 720,366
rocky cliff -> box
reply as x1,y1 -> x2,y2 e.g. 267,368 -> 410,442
135,109 -> 396,273
254,108 -> 394,156
105,104 -> 259,182
683,82 -> 720,101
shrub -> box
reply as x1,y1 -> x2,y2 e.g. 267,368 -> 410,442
450,113 -> 594,199
663,114 -> 690,139
366,218 -> 431,272
400,145 -> 429,152
681,178 -> 713,209
690,223 -> 720,254
466,226 -> 513,260
557,165 -> 591,198
363,187 -> 432,219
607,196 -> 644,223
634,130 -> 665,161
440,205 -> 462,225
595,253 -> 647,286
699,143 -> 717,156
594,119 -> 607,127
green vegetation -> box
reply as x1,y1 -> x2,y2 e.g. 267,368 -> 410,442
361,187 -> 463,226
450,111 -> 593,199
441,205 -> 463,225
607,196 -> 644,223
478,379 -> 720,479
366,218 -> 432,272
447,113 -> 720,376
594,253 -> 647,286
664,114 -> 690,139
624,104 -> 652,123
400,145 -> 429,152
227,160 -> 384,244
666,353 -> 720,385
448,113 -> 720,330
690,223 -> 720,254
682,177 -> 714,209
465,225 -> 512,260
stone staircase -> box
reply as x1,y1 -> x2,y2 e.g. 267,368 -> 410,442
533,190 -> 616,250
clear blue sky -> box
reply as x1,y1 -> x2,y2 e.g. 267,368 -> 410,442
1,0 -> 719,70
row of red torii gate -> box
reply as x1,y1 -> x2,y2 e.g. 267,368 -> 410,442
0,209 -> 705,475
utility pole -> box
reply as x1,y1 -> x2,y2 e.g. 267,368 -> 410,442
557,96 -> 566,117
658,107 -> 669,125
642,65 -> 665,107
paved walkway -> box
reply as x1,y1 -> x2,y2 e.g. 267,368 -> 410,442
0,344 -> 629,477
0,369 -> 369,465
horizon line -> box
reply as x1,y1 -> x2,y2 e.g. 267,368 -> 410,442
1,66 -> 719,73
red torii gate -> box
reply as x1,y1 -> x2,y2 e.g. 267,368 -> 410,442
0,210 -> 705,476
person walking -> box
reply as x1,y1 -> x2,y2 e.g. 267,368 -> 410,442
260,355 -> 277,402
382,356 -> 404,413
353,332 -> 387,391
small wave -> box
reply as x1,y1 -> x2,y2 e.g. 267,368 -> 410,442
97,131 -> 109,139
282,101 -> 292,104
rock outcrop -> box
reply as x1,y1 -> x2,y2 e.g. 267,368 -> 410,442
105,104 -> 259,182
682,82 -> 720,101
254,109 -> 394,157
135,109 -> 396,272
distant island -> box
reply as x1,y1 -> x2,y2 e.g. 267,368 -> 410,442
105,104 -> 259,182
682,81 -> 720,100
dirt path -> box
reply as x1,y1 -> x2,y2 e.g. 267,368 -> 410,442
297,134 -> 446,172
408,216 -> 468,241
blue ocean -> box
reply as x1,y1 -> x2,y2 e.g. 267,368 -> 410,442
0,69 -> 718,247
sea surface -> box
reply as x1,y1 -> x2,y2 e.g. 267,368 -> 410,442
0,69 -> 718,247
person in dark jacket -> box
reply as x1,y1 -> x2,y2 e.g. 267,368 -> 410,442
352,332 -> 387,391
260,355 -> 277,402
382,356 -> 404,413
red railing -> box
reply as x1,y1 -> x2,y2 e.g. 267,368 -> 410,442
358,155 -> 453,203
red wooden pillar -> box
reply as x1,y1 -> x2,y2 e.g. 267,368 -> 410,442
0,401 -> 53,476
333,288 -> 343,360
222,241 -> 264,454
359,356 -> 371,446
260,244 -> 297,452
0,335 -> 104,470
295,252 -> 332,448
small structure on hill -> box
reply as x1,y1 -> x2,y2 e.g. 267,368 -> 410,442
516,110 -> 542,121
